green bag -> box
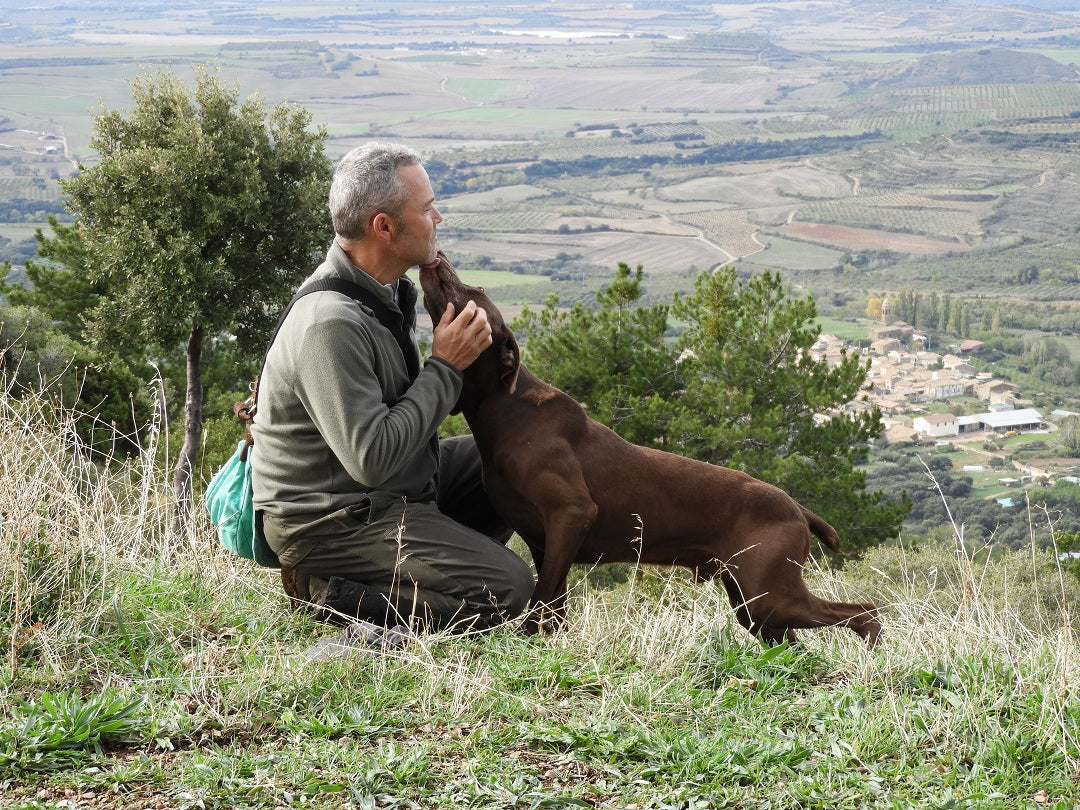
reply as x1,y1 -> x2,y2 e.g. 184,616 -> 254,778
204,438 -> 278,567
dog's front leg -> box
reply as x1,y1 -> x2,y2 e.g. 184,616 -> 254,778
523,573 -> 569,634
522,507 -> 595,634
496,448 -> 597,634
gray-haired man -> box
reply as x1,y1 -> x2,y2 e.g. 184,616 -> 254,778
251,142 -> 533,635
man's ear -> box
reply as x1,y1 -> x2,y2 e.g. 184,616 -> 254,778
371,211 -> 394,243
500,331 -> 522,394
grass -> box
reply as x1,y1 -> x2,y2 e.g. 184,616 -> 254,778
1,389 -> 1079,808
813,315 -> 873,342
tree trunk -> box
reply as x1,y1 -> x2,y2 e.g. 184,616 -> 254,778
171,323 -> 204,535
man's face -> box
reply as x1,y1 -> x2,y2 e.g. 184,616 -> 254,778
391,163 -> 443,267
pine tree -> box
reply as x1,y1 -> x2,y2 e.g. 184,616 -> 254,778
513,261 -> 678,447
669,267 -> 906,551
520,264 -> 909,554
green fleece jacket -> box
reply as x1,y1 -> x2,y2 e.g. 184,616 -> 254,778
250,242 -> 462,531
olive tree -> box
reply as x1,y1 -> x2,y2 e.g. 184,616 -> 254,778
61,67 -> 332,529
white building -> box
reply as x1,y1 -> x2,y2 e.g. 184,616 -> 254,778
976,408 -> 1046,434
913,413 -> 959,438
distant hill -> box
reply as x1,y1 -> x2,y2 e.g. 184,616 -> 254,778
873,47 -> 1079,87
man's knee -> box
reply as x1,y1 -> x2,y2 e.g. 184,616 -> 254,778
494,553 -> 534,619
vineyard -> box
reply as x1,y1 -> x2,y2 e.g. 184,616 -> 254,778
656,165 -> 854,208
445,227 -> 729,277
889,82 -> 1080,115
440,184 -> 554,211
676,209 -> 762,258
440,210 -> 561,232
776,221 -> 967,255
824,82 -> 1080,138
0,177 -> 61,203
798,192 -> 988,241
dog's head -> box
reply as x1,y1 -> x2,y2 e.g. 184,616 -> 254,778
418,251 -> 521,394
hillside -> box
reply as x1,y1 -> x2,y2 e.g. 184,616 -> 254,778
2,5 -> 1080,375
0,389 -> 1078,807
871,46 -> 1080,86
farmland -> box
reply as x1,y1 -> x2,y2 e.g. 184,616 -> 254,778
2,1 -> 1080,321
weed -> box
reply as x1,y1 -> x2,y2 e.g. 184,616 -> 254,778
0,687 -> 145,777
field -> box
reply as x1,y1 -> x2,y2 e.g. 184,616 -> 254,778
813,315 -> 874,342
756,235 -> 844,271
4,0 -> 1080,311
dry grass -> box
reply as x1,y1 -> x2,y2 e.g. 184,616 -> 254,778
1,388 -> 1078,807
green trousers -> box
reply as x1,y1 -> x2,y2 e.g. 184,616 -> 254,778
263,436 -> 534,630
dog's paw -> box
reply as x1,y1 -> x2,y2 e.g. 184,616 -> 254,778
519,604 -> 566,635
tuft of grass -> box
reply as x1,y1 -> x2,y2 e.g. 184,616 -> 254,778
1,388 -> 1079,808
0,687 -> 145,776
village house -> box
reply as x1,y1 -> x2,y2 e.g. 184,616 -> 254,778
976,379 -> 1021,406
957,415 -> 983,434
975,408 -> 1046,435
870,356 -> 967,403
867,321 -> 913,342
913,412 -> 959,438
870,337 -> 902,355
941,354 -> 976,376
827,321 -> 1064,449
875,394 -> 910,415
926,373 -> 966,401
821,347 -> 846,368
808,335 -> 848,368
811,334 -> 845,352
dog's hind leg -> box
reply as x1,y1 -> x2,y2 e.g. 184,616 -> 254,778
719,570 -> 801,646
718,530 -> 882,647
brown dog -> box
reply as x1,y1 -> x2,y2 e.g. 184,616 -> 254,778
419,253 -> 881,646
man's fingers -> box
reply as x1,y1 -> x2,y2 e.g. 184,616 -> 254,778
467,305 -> 489,332
431,300 -> 491,369
461,303 -> 491,344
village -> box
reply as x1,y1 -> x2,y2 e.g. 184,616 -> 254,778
809,301 -> 1078,484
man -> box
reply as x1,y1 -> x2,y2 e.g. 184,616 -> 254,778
250,142 -> 534,633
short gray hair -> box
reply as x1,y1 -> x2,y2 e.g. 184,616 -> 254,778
329,142 -> 423,240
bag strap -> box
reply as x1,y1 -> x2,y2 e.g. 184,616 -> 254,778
234,276 -> 421,458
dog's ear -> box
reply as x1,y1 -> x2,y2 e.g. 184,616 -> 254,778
500,331 -> 521,394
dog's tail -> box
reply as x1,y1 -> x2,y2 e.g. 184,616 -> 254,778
801,505 -> 842,553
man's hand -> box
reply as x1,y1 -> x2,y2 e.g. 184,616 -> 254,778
431,300 -> 491,370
